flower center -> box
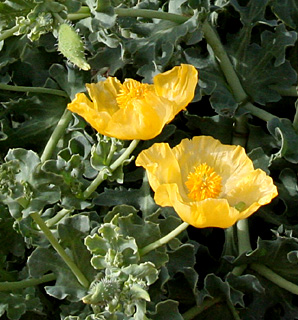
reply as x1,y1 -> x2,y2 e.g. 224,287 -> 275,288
116,79 -> 151,109
185,163 -> 222,201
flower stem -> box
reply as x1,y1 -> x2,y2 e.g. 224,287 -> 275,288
46,208 -> 72,227
0,25 -> 19,41
236,219 -> 252,254
40,109 -> 73,163
82,139 -> 140,199
293,99 -> 298,132
0,273 -> 56,291
139,222 -> 189,256
201,19 -> 277,122
250,263 -> 298,295
31,212 -> 89,288
182,297 -> 221,320
0,83 -> 68,97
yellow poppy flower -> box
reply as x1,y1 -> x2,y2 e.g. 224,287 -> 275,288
67,64 -> 198,140
135,136 -> 278,228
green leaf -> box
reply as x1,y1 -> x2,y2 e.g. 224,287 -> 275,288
271,0 -> 298,29
267,117 -> 298,163
184,48 -> 238,116
0,287 -> 41,320
148,300 -> 183,320
0,95 -> 66,152
0,148 -> 61,219
227,18 -> 297,104
247,147 -> 271,174
28,247 -> 87,302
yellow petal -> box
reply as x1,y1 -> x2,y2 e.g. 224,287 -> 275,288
153,64 -> 198,115
104,92 -> 174,140
154,183 -> 240,228
224,169 -> 278,218
86,77 -> 122,115
135,142 -> 182,192
67,93 -> 111,132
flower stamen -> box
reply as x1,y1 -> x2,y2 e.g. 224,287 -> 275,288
185,163 -> 222,201
116,79 -> 151,109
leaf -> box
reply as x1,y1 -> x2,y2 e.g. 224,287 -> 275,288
267,117 -> 298,163
148,300 -> 184,320
184,48 -> 238,116
0,95 -> 66,152
0,288 -> 41,320
271,0 -> 298,29
247,147 -> 271,174
226,0 -> 297,104
49,63 -> 91,100
28,247 -> 87,302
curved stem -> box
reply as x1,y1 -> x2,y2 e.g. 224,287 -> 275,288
226,299 -> 241,320
0,83 -> 68,97
82,139 -> 140,199
0,273 -> 56,291
182,297 -> 221,320
250,263 -> 298,295
31,212 -> 89,288
201,19 -> 247,103
139,222 -> 189,256
46,208 -> 72,227
40,109 -> 73,163
242,102 -> 275,122
0,25 -> 19,41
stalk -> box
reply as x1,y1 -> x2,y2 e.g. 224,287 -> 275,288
83,139 -> 140,199
250,263 -> 298,295
31,212 -> 89,288
0,83 -> 68,97
40,109 -> 73,162
0,25 -> 19,41
139,222 -> 189,256
182,297 -> 221,320
0,273 -> 56,291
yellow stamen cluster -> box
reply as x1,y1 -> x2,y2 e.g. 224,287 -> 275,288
185,163 -> 222,201
116,79 -> 151,109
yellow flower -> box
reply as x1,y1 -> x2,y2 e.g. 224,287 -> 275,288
67,64 -> 198,140
135,136 -> 278,228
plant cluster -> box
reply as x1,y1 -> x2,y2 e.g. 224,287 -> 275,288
0,0 -> 298,319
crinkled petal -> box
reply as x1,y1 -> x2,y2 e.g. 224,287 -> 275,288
225,169 -> 278,216
154,183 -> 241,228
86,77 -> 121,115
172,136 -> 254,187
67,93 -> 111,132
154,64 -> 198,115
135,142 -> 182,192
105,92 -> 175,140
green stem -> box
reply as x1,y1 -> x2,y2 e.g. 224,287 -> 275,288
250,263 -> 298,295
182,297 -> 221,320
201,19 -> 277,122
201,19 -> 247,103
115,8 -> 188,23
236,219 -> 252,254
242,102 -> 275,122
46,208 -> 72,227
82,139 -> 140,199
0,83 -> 68,97
0,25 -> 19,41
68,7 -> 189,23
0,273 -> 56,291
31,212 -> 89,288
40,109 -> 73,163
226,299 -> 241,320
232,114 -> 248,147
269,85 -> 298,97
293,99 -> 298,132
139,222 -> 189,256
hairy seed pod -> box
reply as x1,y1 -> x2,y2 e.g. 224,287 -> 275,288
58,23 -> 90,71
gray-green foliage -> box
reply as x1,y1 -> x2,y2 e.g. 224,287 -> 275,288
1,0 -> 298,319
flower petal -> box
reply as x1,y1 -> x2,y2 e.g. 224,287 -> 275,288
154,183 -> 240,228
153,64 -> 198,114
67,93 -> 111,132
86,77 -> 121,115
135,142 -> 182,192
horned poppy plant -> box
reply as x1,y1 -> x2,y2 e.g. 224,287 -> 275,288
67,64 -> 198,140
136,136 -> 278,229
